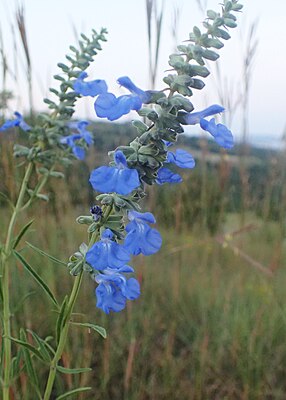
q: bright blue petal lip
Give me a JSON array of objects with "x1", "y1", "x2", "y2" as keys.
[
  {"x1": 156, "y1": 167, "x2": 182, "y2": 185},
  {"x1": 179, "y1": 104, "x2": 225, "y2": 125},
  {"x1": 167, "y1": 149, "x2": 195, "y2": 169},
  {"x1": 124, "y1": 224, "x2": 162, "y2": 256},
  {"x1": 128, "y1": 210, "x2": 156, "y2": 224},
  {"x1": 94, "y1": 92, "x2": 143, "y2": 121},
  {"x1": 89, "y1": 166, "x2": 140, "y2": 195},
  {"x1": 89, "y1": 150, "x2": 140, "y2": 195},
  {"x1": 86, "y1": 230, "x2": 130, "y2": 271},
  {"x1": 124, "y1": 211, "x2": 162, "y2": 256},
  {"x1": 95, "y1": 273, "x2": 140, "y2": 314},
  {"x1": 200, "y1": 118, "x2": 234, "y2": 149},
  {"x1": 73, "y1": 72, "x2": 108, "y2": 97}
]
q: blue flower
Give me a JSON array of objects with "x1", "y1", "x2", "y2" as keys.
[
  {"x1": 124, "y1": 211, "x2": 162, "y2": 256},
  {"x1": 76, "y1": 120, "x2": 93, "y2": 145},
  {"x1": 94, "y1": 92, "x2": 142, "y2": 121},
  {"x1": 94, "y1": 76, "x2": 151, "y2": 121},
  {"x1": 89, "y1": 150, "x2": 140, "y2": 195},
  {"x1": 167, "y1": 149, "x2": 195, "y2": 169},
  {"x1": 95, "y1": 269, "x2": 140, "y2": 314},
  {"x1": 179, "y1": 104, "x2": 225, "y2": 125},
  {"x1": 60, "y1": 120, "x2": 92, "y2": 160},
  {"x1": 73, "y1": 72, "x2": 108, "y2": 97},
  {"x1": 117, "y1": 76, "x2": 151, "y2": 103},
  {"x1": 156, "y1": 167, "x2": 182, "y2": 185},
  {"x1": 178, "y1": 104, "x2": 234, "y2": 148},
  {"x1": 200, "y1": 118, "x2": 234, "y2": 149},
  {"x1": 0, "y1": 112, "x2": 31, "y2": 132},
  {"x1": 86, "y1": 229, "x2": 130, "y2": 271}
]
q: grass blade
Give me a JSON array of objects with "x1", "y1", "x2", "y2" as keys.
[
  {"x1": 56, "y1": 387, "x2": 92, "y2": 400},
  {"x1": 12, "y1": 219, "x2": 34, "y2": 249},
  {"x1": 26, "y1": 241, "x2": 67, "y2": 266},
  {"x1": 13, "y1": 250, "x2": 59, "y2": 307}
]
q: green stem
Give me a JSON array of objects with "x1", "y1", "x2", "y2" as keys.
[
  {"x1": 42, "y1": 205, "x2": 111, "y2": 400},
  {"x1": 43, "y1": 272, "x2": 83, "y2": 400},
  {"x1": 2, "y1": 161, "x2": 34, "y2": 400}
]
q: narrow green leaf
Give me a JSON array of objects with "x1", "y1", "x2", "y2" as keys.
[
  {"x1": 56, "y1": 387, "x2": 92, "y2": 400},
  {"x1": 19, "y1": 330, "x2": 42, "y2": 399},
  {"x1": 56, "y1": 365, "x2": 92, "y2": 374},
  {"x1": 8, "y1": 335, "x2": 45, "y2": 362},
  {"x1": 13, "y1": 251, "x2": 59, "y2": 307},
  {"x1": 10, "y1": 348, "x2": 23, "y2": 380},
  {"x1": 26, "y1": 242, "x2": 67, "y2": 266},
  {"x1": 12, "y1": 219, "x2": 34, "y2": 249},
  {"x1": 70, "y1": 322, "x2": 107, "y2": 339},
  {"x1": 26, "y1": 330, "x2": 53, "y2": 362},
  {"x1": 56, "y1": 296, "x2": 68, "y2": 344}
]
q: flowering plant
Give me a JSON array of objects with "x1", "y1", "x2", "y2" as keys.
[{"x1": 0, "y1": 1, "x2": 242, "y2": 398}]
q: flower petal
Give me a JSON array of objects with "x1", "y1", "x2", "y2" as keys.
[
  {"x1": 156, "y1": 167, "x2": 182, "y2": 185},
  {"x1": 179, "y1": 104, "x2": 225, "y2": 125},
  {"x1": 86, "y1": 240, "x2": 130, "y2": 271},
  {"x1": 167, "y1": 149, "x2": 195, "y2": 169},
  {"x1": 124, "y1": 221, "x2": 162, "y2": 256},
  {"x1": 94, "y1": 93, "x2": 142, "y2": 121},
  {"x1": 89, "y1": 165, "x2": 140, "y2": 195},
  {"x1": 200, "y1": 118, "x2": 234, "y2": 149},
  {"x1": 73, "y1": 72, "x2": 108, "y2": 97}
]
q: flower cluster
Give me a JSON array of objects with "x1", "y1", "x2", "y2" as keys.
[
  {"x1": 86, "y1": 221, "x2": 161, "y2": 313},
  {"x1": 72, "y1": 0, "x2": 243, "y2": 313},
  {"x1": 0, "y1": 1, "x2": 242, "y2": 315},
  {"x1": 74, "y1": 73, "x2": 153, "y2": 121}
]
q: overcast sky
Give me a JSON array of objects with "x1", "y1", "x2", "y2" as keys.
[{"x1": 0, "y1": 0, "x2": 285, "y2": 140}]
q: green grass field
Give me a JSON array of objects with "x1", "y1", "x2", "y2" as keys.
[{"x1": 2, "y1": 207, "x2": 286, "y2": 400}]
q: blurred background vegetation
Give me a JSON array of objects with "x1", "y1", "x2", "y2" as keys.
[{"x1": 1, "y1": 1, "x2": 286, "y2": 399}]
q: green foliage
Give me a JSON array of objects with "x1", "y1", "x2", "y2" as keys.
[
  {"x1": 70, "y1": 322, "x2": 107, "y2": 339},
  {"x1": 13, "y1": 250, "x2": 59, "y2": 307}
]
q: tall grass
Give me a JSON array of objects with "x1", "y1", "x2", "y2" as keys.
[{"x1": 1, "y1": 208, "x2": 286, "y2": 399}]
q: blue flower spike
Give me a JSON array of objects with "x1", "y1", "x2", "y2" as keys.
[
  {"x1": 95, "y1": 270, "x2": 140, "y2": 314},
  {"x1": 0, "y1": 112, "x2": 31, "y2": 132},
  {"x1": 124, "y1": 210, "x2": 162, "y2": 256},
  {"x1": 89, "y1": 150, "x2": 140, "y2": 195},
  {"x1": 73, "y1": 71, "x2": 108, "y2": 97},
  {"x1": 86, "y1": 228, "x2": 130, "y2": 271}
]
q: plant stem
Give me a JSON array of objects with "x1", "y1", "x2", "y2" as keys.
[
  {"x1": 2, "y1": 161, "x2": 34, "y2": 400},
  {"x1": 43, "y1": 271, "x2": 83, "y2": 400},
  {"x1": 42, "y1": 207, "x2": 110, "y2": 399}
]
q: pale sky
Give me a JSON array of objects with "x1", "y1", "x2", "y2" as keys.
[{"x1": 0, "y1": 0, "x2": 285, "y2": 140}]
